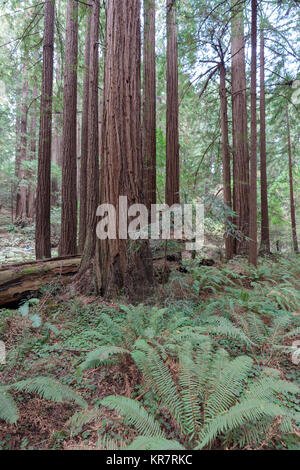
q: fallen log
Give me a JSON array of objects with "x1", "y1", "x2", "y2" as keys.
[{"x1": 0, "y1": 256, "x2": 81, "y2": 307}]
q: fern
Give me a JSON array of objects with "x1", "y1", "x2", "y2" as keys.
[
  {"x1": 10, "y1": 376, "x2": 87, "y2": 408},
  {"x1": 0, "y1": 390, "x2": 19, "y2": 424},
  {"x1": 101, "y1": 395, "x2": 164, "y2": 438}
]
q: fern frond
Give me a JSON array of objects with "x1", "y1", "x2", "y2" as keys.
[
  {"x1": 126, "y1": 436, "x2": 185, "y2": 450},
  {"x1": 79, "y1": 346, "x2": 130, "y2": 372},
  {"x1": 197, "y1": 399, "x2": 286, "y2": 449},
  {"x1": 0, "y1": 390, "x2": 18, "y2": 424},
  {"x1": 10, "y1": 377, "x2": 87, "y2": 408},
  {"x1": 204, "y1": 355, "x2": 253, "y2": 422},
  {"x1": 101, "y1": 396, "x2": 164, "y2": 438}
]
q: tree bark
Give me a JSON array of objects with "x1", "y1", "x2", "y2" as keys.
[
  {"x1": 95, "y1": 0, "x2": 153, "y2": 300},
  {"x1": 165, "y1": 0, "x2": 180, "y2": 206},
  {"x1": 143, "y1": 0, "x2": 157, "y2": 213},
  {"x1": 219, "y1": 61, "x2": 233, "y2": 261},
  {"x1": 79, "y1": 9, "x2": 92, "y2": 253},
  {"x1": 60, "y1": 0, "x2": 78, "y2": 256},
  {"x1": 28, "y1": 82, "x2": 38, "y2": 221},
  {"x1": 35, "y1": 0, "x2": 55, "y2": 260},
  {"x1": 286, "y1": 104, "x2": 299, "y2": 254},
  {"x1": 16, "y1": 64, "x2": 29, "y2": 220},
  {"x1": 231, "y1": 0, "x2": 249, "y2": 254},
  {"x1": 259, "y1": 30, "x2": 270, "y2": 255},
  {"x1": 249, "y1": 0, "x2": 258, "y2": 266},
  {"x1": 0, "y1": 257, "x2": 81, "y2": 307},
  {"x1": 79, "y1": 0, "x2": 100, "y2": 274}
]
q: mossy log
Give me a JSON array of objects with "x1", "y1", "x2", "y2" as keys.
[{"x1": 0, "y1": 256, "x2": 81, "y2": 306}]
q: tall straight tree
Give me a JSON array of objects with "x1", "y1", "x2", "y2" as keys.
[
  {"x1": 28, "y1": 82, "x2": 38, "y2": 221},
  {"x1": 60, "y1": 0, "x2": 78, "y2": 256},
  {"x1": 219, "y1": 60, "x2": 233, "y2": 261},
  {"x1": 95, "y1": 0, "x2": 153, "y2": 299},
  {"x1": 80, "y1": 0, "x2": 100, "y2": 273},
  {"x1": 249, "y1": 0, "x2": 258, "y2": 266},
  {"x1": 165, "y1": 0, "x2": 179, "y2": 206},
  {"x1": 286, "y1": 104, "x2": 299, "y2": 254},
  {"x1": 143, "y1": 0, "x2": 156, "y2": 212},
  {"x1": 79, "y1": 9, "x2": 92, "y2": 253},
  {"x1": 259, "y1": 28, "x2": 270, "y2": 254},
  {"x1": 16, "y1": 63, "x2": 28, "y2": 220},
  {"x1": 35, "y1": 0, "x2": 55, "y2": 260},
  {"x1": 231, "y1": 0, "x2": 249, "y2": 254}
]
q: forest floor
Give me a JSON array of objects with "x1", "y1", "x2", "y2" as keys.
[
  {"x1": 0, "y1": 209, "x2": 58, "y2": 264},
  {"x1": 0, "y1": 251, "x2": 300, "y2": 450}
]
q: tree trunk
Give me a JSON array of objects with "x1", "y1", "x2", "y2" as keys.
[
  {"x1": 95, "y1": 0, "x2": 153, "y2": 300},
  {"x1": 35, "y1": 0, "x2": 55, "y2": 260},
  {"x1": 219, "y1": 61, "x2": 233, "y2": 261},
  {"x1": 16, "y1": 64, "x2": 29, "y2": 220},
  {"x1": 0, "y1": 257, "x2": 81, "y2": 307},
  {"x1": 28, "y1": 82, "x2": 38, "y2": 221},
  {"x1": 143, "y1": 0, "x2": 157, "y2": 213},
  {"x1": 60, "y1": 0, "x2": 78, "y2": 256},
  {"x1": 165, "y1": 0, "x2": 180, "y2": 206},
  {"x1": 259, "y1": 30, "x2": 270, "y2": 255},
  {"x1": 286, "y1": 104, "x2": 299, "y2": 254},
  {"x1": 79, "y1": 9, "x2": 92, "y2": 253},
  {"x1": 79, "y1": 0, "x2": 100, "y2": 274},
  {"x1": 231, "y1": 0, "x2": 249, "y2": 254},
  {"x1": 249, "y1": 0, "x2": 258, "y2": 266}
]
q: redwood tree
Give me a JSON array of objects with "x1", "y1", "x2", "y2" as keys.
[
  {"x1": 79, "y1": 9, "x2": 92, "y2": 253},
  {"x1": 16, "y1": 64, "x2": 28, "y2": 220},
  {"x1": 231, "y1": 0, "x2": 249, "y2": 254},
  {"x1": 143, "y1": 0, "x2": 157, "y2": 212},
  {"x1": 219, "y1": 61, "x2": 233, "y2": 261},
  {"x1": 286, "y1": 104, "x2": 299, "y2": 254},
  {"x1": 249, "y1": 0, "x2": 258, "y2": 266},
  {"x1": 259, "y1": 29, "x2": 270, "y2": 254},
  {"x1": 60, "y1": 0, "x2": 78, "y2": 256},
  {"x1": 80, "y1": 0, "x2": 100, "y2": 273},
  {"x1": 28, "y1": 82, "x2": 38, "y2": 221},
  {"x1": 35, "y1": 0, "x2": 55, "y2": 259},
  {"x1": 165, "y1": 0, "x2": 180, "y2": 206},
  {"x1": 95, "y1": 0, "x2": 153, "y2": 299}
]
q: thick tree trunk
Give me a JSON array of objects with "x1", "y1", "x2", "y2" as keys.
[
  {"x1": 60, "y1": 0, "x2": 78, "y2": 256},
  {"x1": 16, "y1": 64, "x2": 29, "y2": 220},
  {"x1": 286, "y1": 105, "x2": 299, "y2": 254},
  {"x1": 231, "y1": 0, "x2": 249, "y2": 254},
  {"x1": 249, "y1": 0, "x2": 258, "y2": 266},
  {"x1": 79, "y1": 9, "x2": 92, "y2": 253},
  {"x1": 219, "y1": 61, "x2": 233, "y2": 261},
  {"x1": 79, "y1": 0, "x2": 100, "y2": 274},
  {"x1": 95, "y1": 0, "x2": 153, "y2": 300},
  {"x1": 165, "y1": 0, "x2": 180, "y2": 206},
  {"x1": 35, "y1": 0, "x2": 55, "y2": 260},
  {"x1": 28, "y1": 83, "x2": 38, "y2": 221},
  {"x1": 259, "y1": 30, "x2": 270, "y2": 255},
  {"x1": 0, "y1": 257, "x2": 81, "y2": 307},
  {"x1": 143, "y1": 0, "x2": 157, "y2": 212}
]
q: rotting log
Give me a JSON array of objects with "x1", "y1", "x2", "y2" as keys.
[{"x1": 0, "y1": 256, "x2": 81, "y2": 306}]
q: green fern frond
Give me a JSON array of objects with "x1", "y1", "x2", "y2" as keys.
[
  {"x1": 204, "y1": 355, "x2": 253, "y2": 422},
  {"x1": 0, "y1": 390, "x2": 18, "y2": 424},
  {"x1": 78, "y1": 346, "x2": 130, "y2": 372},
  {"x1": 10, "y1": 377, "x2": 87, "y2": 408},
  {"x1": 101, "y1": 395, "x2": 164, "y2": 438},
  {"x1": 126, "y1": 436, "x2": 185, "y2": 450},
  {"x1": 197, "y1": 399, "x2": 286, "y2": 449},
  {"x1": 68, "y1": 407, "x2": 103, "y2": 435}
]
